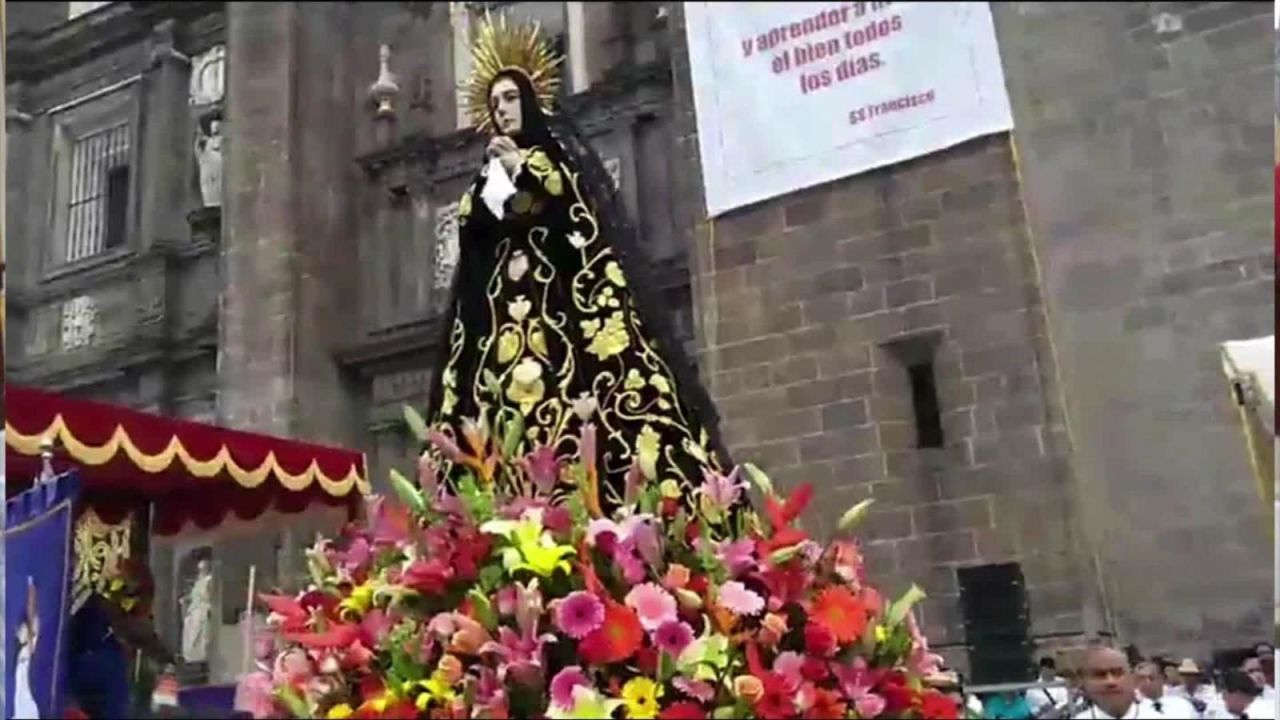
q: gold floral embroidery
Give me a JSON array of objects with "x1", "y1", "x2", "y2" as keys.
[
  {"x1": 580, "y1": 318, "x2": 601, "y2": 339},
  {"x1": 637, "y1": 424, "x2": 661, "y2": 480},
  {"x1": 605, "y1": 261, "x2": 627, "y2": 288},
  {"x1": 587, "y1": 311, "x2": 630, "y2": 360},
  {"x1": 624, "y1": 369, "x2": 645, "y2": 391},
  {"x1": 497, "y1": 330, "x2": 520, "y2": 365},
  {"x1": 529, "y1": 324, "x2": 548, "y2": 357},
  {"x1": 508, "y1": 251, "x2": 530, "y2": 282},
  {"x1": 507, "y1": 358, "x2": 545, "y2": 415},
  {"x1": 459, "y1": 190, "x2": 472, "y2": 220},
  {"x1": 441, "y1": 388, "x2": 458, "y2": 416},
  {"x1": 526, "y1": 150, "x2": 564, "y2": 196},
  {"x1": 568, "y1": 231, "x2": 589, "y2": 249},
  {"x1": 509, "y1": 296, "x2": 531, "y2": 322},
  {"x1": 650, "y1": 374, "x2": 671, "y2": 395}
]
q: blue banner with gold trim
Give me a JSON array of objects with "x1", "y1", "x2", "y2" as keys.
[{"x1": 5, "y1": 473, "x2": 79, "y2": 720}]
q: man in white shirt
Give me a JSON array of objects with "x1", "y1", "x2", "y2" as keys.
[
  {"x1": 1028, "y1": 657, "x2": 1072, "y2": 717},
  {"x1": 1135, "y1": 661, "x2": 1198, "y2": 718},
  {"x1": 1170, "y1": 659, "x2": 1226, "y2": 717},
  {"x1": 1073, "y1": 645, "x2": 1166, "y2": 719},
  {"x1": 1219, "y1": 669, "x2": 1276, "y2": 719},
  {"x1": 1244, "y1": 657, "x2": 1277, "y2": 705}
]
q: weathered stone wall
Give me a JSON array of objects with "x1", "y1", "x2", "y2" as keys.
[
  {"x1": 665, "y1": 4, "x2": 1094, "y2": 661},
  {"x1": 995, "y1": 1, "x2": 1274, "y2": 656}
]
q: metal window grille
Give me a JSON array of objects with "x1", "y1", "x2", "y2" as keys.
[{"x1": 65, "y1": 123, "x2": 130, "y2": 263}]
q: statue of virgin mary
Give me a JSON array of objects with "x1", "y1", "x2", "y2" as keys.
[{"x1": 425, "y1": 14, "x2": 730, "y2": 511}]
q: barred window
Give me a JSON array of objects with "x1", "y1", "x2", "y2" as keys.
[{"x1": 64, "y1": 124, "x2": 131, "y2": 262}]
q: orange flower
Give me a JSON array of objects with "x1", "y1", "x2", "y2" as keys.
[{"x1": 810, "y1": 586, "x2": 868, "y2": 644}]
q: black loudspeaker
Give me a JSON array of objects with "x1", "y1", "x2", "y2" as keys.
[{"x1": 958, "y1": 562, "x2": 1035, "y2": 685}]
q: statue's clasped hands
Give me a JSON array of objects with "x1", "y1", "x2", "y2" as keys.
[{"x1": 487, "y1": 135, "x2": 522, "y2": 176}]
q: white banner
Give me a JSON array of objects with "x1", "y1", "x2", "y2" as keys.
[{"x1": 685, "y1": 2, "x2": 1014, "y2": 217}]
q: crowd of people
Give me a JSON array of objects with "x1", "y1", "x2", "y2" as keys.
[{"x1": 952, "y1": 642, "x2": 1278, "y2": 719}]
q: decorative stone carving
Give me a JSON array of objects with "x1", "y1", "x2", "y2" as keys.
[
  {"x1": 433, "y1": 201, "x2": 461, "y2": 291},
  {"x1": 194, "y1": 111, "x2": 223, "y2": 208},
  {"x1": 603, "y1": 156, "x2": 622, "y2": 191},
  {"x1": 189, "y1": 45, "x2": 226, "y2": 107},
  {"x1": 369, "y1": 44, "x2": 401, "y2": 121},
  {"x1": 60, "y1": 295, "x2": 99, "y2": 350}
]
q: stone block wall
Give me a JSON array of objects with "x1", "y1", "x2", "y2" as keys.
[
  {"x1": 666, "y1": 4, "x2": 1094, "y2": 659},
  {"x1": 995, "y1": 1, "x2": 1274, "y2": 656}
]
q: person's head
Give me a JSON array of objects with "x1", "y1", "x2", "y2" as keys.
[
  {"x1": 1242, "y1": 656, "x2": 1267, "y2": 689},
  {"x1": 1255, "y1": 642, "x2": 1275, "y2": 659},
  {"x1": 1161, "y1": 660, "x2": 1179, "y2": 686},
  {"x1": 1222, "y1": 669, "x2": 1262, "y2": 716},
  {"x1": 197, "y1": 558, "x2": 210, "y2": 574},
  {"x1": 1177, "y1": 658, "x2": 1203, "y2": 691},
  {"x1": 1082, "y1": 645, "x2": 1136, "y2": 718},
  {"x1": 1260, "y1": 654, "x2": 1275, "y2": 687},
  {"x1": 1135, "y1": 662, "x2": 1165, "y2": 700},
  {"x1": 487, "y1": 70, "x2": 550, "y2": 146},
  {"x1": 1038, "y1": 656, "x2": 1058, "y2": 681}
]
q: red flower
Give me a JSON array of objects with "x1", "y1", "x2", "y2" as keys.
[
  {"x1": 635, "y1": 645, "x2": 660, "y2": 675},
  {"x1": 800, "y1": 657, "x2": 830, "y2": 683},
  {"x1": 658, "y1": 702, "x2": 708, "y2": 720},
  {"x1": 284, "y1": 622, "x2": 361, "y2": 650},
  {"x1": 755, "y1": 564, "x2": 810, "y2": 607},
  {"x1": 878, "y1": 673, "x2": 916, "y2": 716},
  {"x1": 754, "y1": 673, "x2": 797, "y2": 719},
  {"x1": 920, "y1": 690, "x2": 960, "y2": 719},
  {"x1": 661, "y1": 497, "x2": 680, "y2": 518},
  {"x1": 684, "y1": 519, "x2": 702, "y2": 545},
  {"x1": 803, "y1": 622, "x2": 837, "y2": 657},
  {"x1": 359, "y1": 675, "x2": 386, "y2": 702},
  {"x1": 808, "y1": 688, "x2": 847, "y2": 720},
  {"x1": 810, "y1": 587, "x2": 869, "y2": 644},
  {"x1": 578, "y1": 602, "x2": 643, "y2": 665},
  {"x1": 401, "y1": 557, "x2": 455, "y2": 595}
]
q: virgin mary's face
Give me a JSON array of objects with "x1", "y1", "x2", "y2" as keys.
[{"x1": 490, "y1": 77, "x2": 522, "y2": 136}]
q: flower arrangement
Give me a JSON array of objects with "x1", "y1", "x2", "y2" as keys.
[{"x1": 237, "y1": 407, "x2": 957, "y2": 719}]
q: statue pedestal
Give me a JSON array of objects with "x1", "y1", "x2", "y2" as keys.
[{"x1": 187, "y1": 206, "x2": 222, "y2": 244}]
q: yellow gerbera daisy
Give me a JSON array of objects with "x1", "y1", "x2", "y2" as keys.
[{"x1": 620, "y1": 677, "x2": 662, "y2": 719}]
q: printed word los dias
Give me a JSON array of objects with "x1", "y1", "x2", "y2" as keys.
[{"x1": 799, "y1": 52, "x2": 882, "y2": 94}]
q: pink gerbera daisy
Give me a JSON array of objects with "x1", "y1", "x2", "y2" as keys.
[
  {"x1": 674, "y1": 677, "x2": 715, "y2": 703},
  {"x1": 717, "y1": 580, "x2": 765, "y2": 617},
  {"x1": 549, "y1": 666, "x2": 592, "y2": 710},
  {"x1": 652, "y1": 620, "x2": 695, "y2": 657},
  {"x1": 555, "y1": 591, "x2": 605, "y2": 639},
  {"x1": 624, "y1": 583, "x2": 678, "y2": 632}
]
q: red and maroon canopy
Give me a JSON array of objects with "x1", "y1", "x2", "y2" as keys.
[{"x1": 6, "y1": 384, "x2": 370, "y2": 535}]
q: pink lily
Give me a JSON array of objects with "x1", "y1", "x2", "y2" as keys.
[
  {"x1": 697, "y1": 467, "x2": 747, "y2": 516},
  {"x1": 518, "y1": 446, "x2": 562, "y2": 495},
  {"x1": 833, "y1": 658, "x2": 887, "y2": 718}
]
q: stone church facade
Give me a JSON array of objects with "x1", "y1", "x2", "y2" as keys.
[{"x1": 6, "y1": 1, "x2": 1273, "y2": 680}]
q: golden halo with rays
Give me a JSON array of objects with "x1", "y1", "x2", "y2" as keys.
[{"x1": 462, "y1": 10, "x2": 564, "y2": 134}]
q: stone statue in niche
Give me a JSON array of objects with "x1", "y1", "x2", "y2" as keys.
[
  {"x1": 194, "y1": 110, "x2": 223, "y2": 208},
  {"x1": 178, "y1": 548, "x2": 213, "y2": 665}
]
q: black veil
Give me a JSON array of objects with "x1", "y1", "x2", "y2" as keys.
[{"x1": 426, "y1": 70, "x2": 731, "y2": 470}]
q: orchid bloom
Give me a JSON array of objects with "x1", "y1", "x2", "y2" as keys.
[
  {"x1": 518, "y1": 446, "x2": 562, "y2": 495},
  {"x1": 545, "y1": 686, "x2": 624, "y2": 720},
  {"x1": 832, "y1": 657, "x2": 887, "y2": 718},
  {"x1": 697, "y1": 467, "x2": 746, "y2": 522},
  {"x1": 481, "y1": 508, "x2": 576, "y2": 578},
  {"x1": 675, "y1": 619, "x2": 731, "y2": 682}
]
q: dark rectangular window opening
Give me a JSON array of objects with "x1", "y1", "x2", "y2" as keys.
[
  {"x1": 104, "y1": 164, "x2": 130, "y2": 249},
  {"x1": 958, "y1": 562, "x2": 1033, "y2": 685},
  {"x1": 907, "y1": 360, "x2": 945, "y2": 448}
]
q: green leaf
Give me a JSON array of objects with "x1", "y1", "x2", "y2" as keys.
[
  {"x1": 274, "y1": 685, "x2": 312, "y2": 719},
  {"x1": 502, "y1": 413, "x2": 525, "y2": 459},
  {"x1": 658, "y1": 650, "x2": 675, "y2": 683},
  {"x1": 469, "y1": 589, "x2": 498, "y2": 631},
  {"x1": 482, "y1": 369, "x2": 503, "y2": 398},
  {"x1": 389, "y1": 468, "x2": 427, "y2": 515},
  {"x1": 837, "y1": 498, "x2": 875, "y2": 533},
  {"x1": 402, "y1": 404, "x2": 430, "y2": 442},
  {"x1": 478, "y1": 565, "x2": 505, "y2": 593},
  {"x1": 742, "y1": 463, "x2": 774, "y2": 498},
  {"x1": 886, "y1": 584, "x2": 927, "y2": 627},
  {"x1": 767, "y1": 544, "x2": 803, "y2": 565}
]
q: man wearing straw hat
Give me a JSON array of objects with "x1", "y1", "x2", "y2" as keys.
[{"x1": 1169, "y1": 658, "x2": 1226, "y2": 718}]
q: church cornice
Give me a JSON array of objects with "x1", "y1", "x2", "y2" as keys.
[
  {"x1": 5, "y1": 1, "x2": 222, "y2": 85},
  {"x1": 356, "y1": 61, "x2": 673, "y2": 183}
]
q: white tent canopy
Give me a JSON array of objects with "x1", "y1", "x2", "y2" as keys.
[{"x1": 1221, "y1": 335, "x2": 1275, "y2": 434}]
